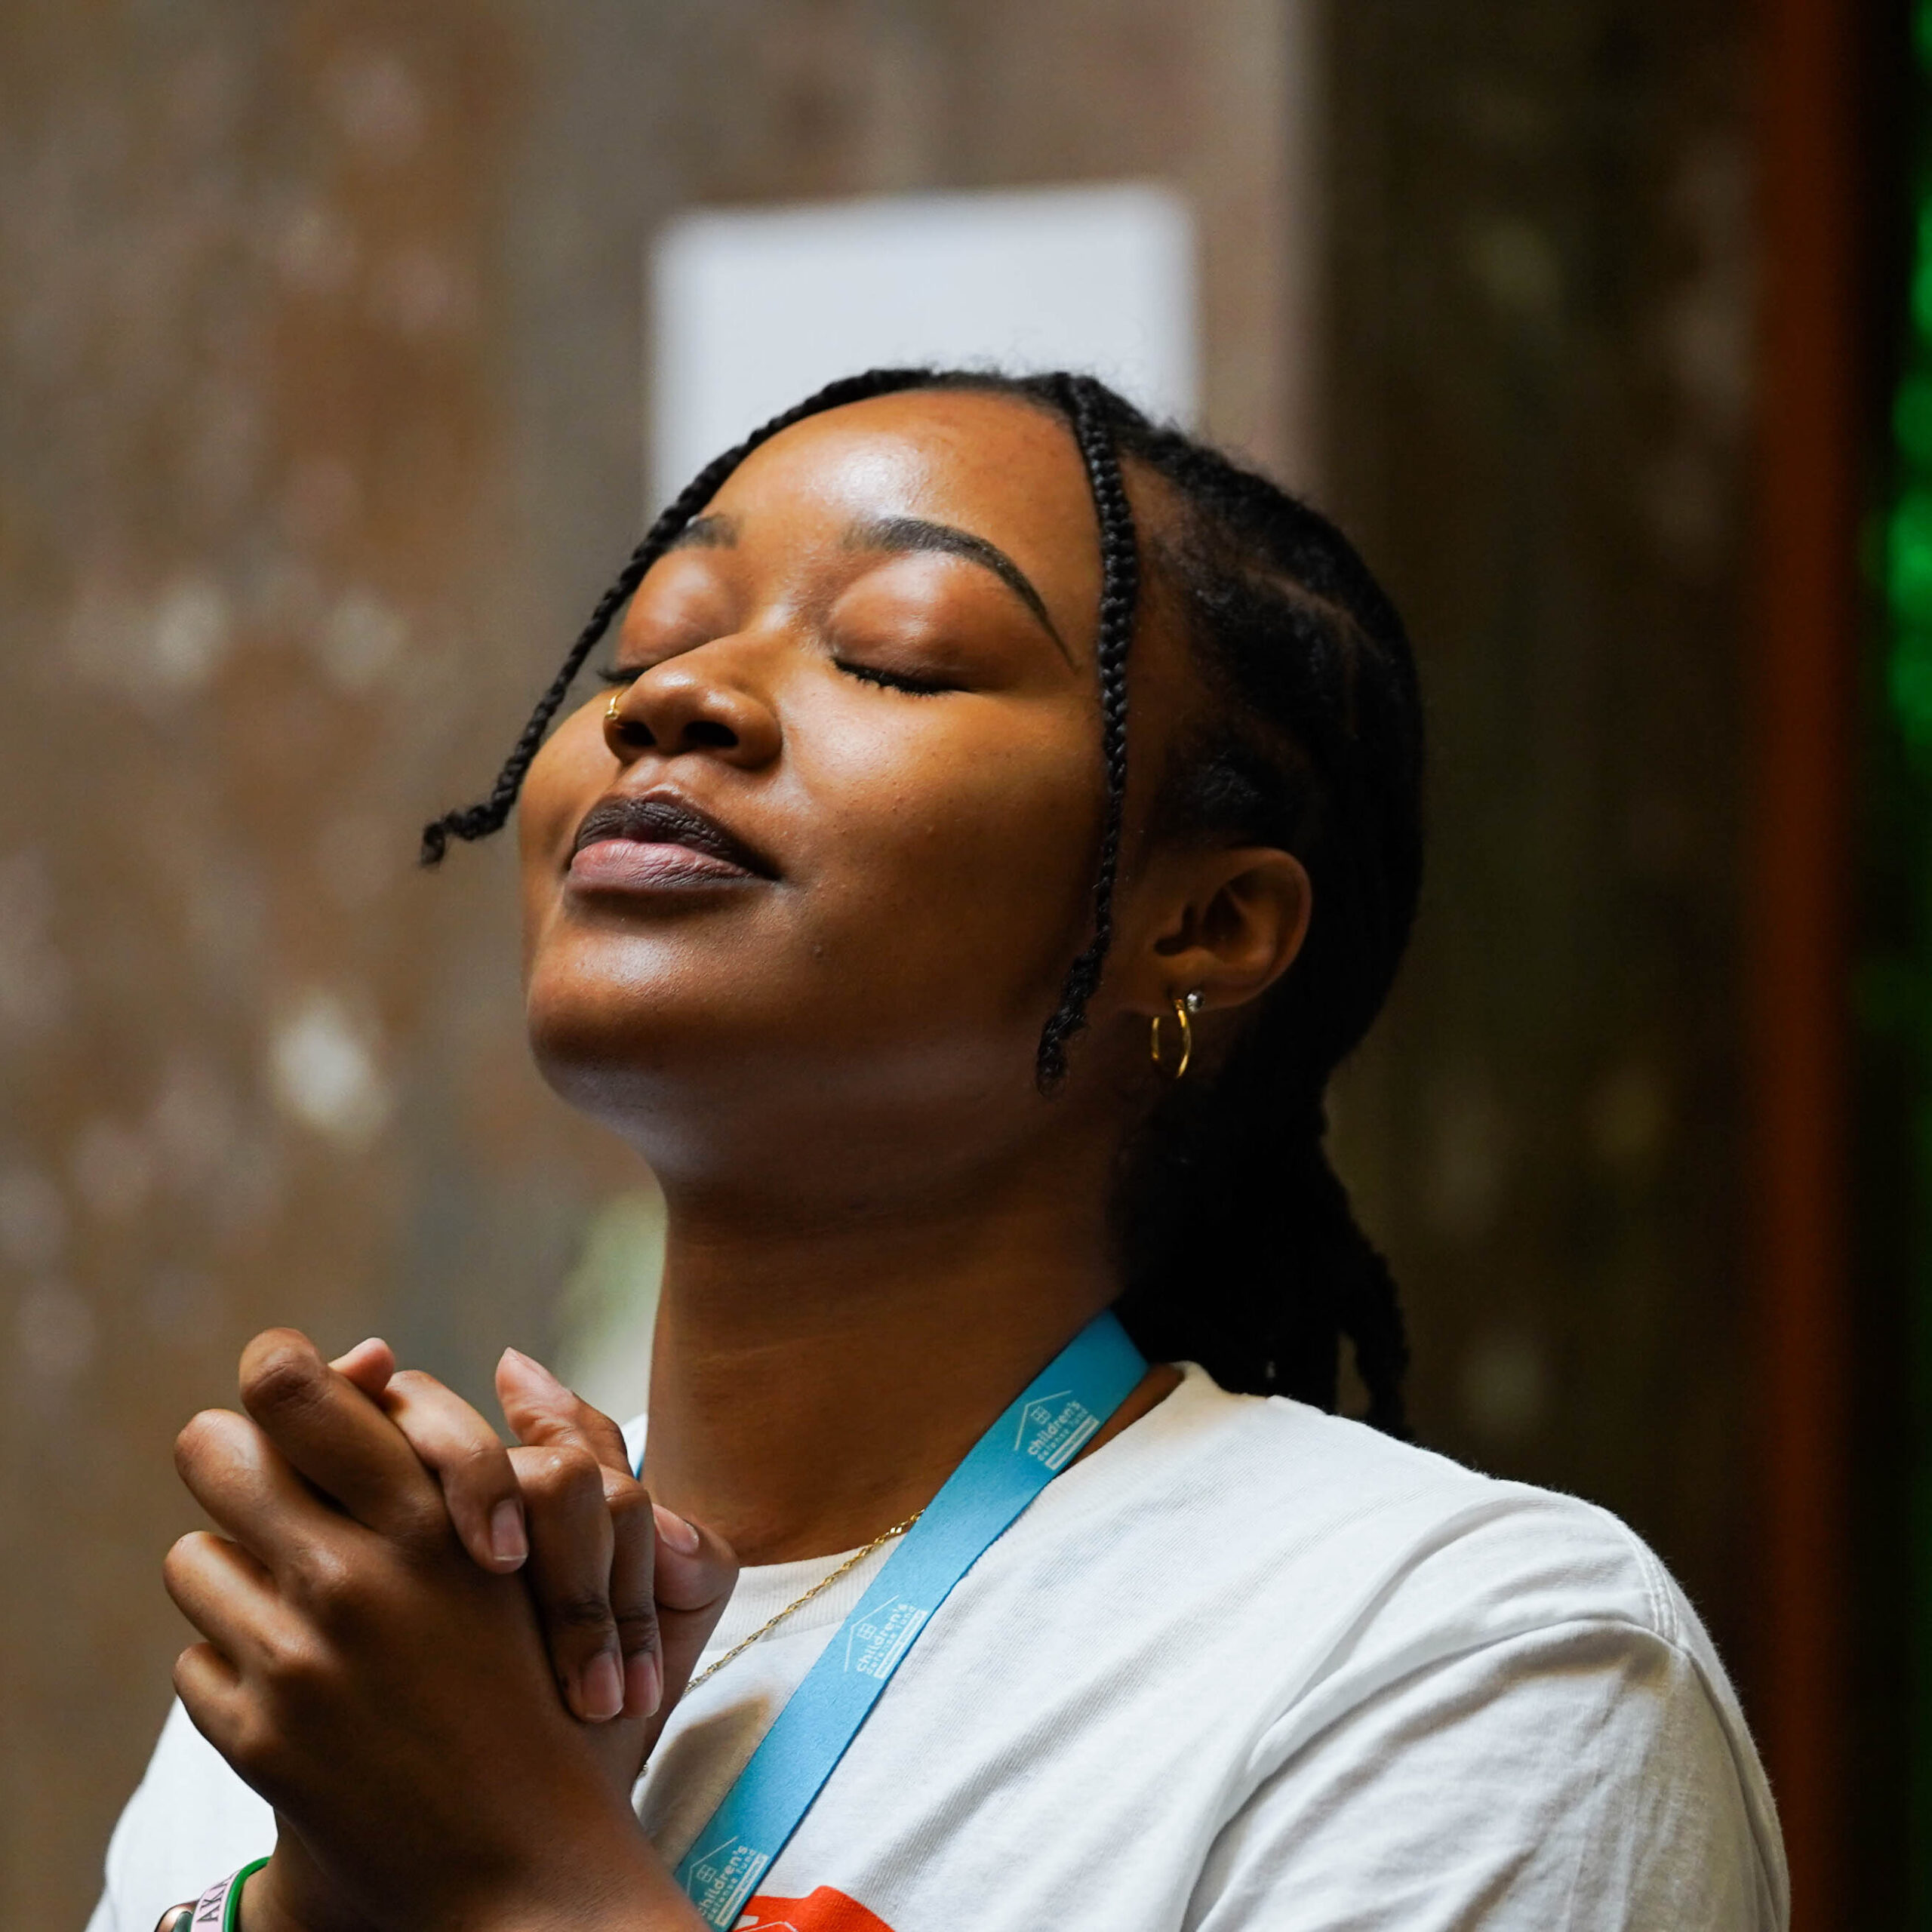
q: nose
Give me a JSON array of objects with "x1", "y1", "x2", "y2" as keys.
[{"x1": 602, "y1": 648, "x2": 780, "y2": 770}]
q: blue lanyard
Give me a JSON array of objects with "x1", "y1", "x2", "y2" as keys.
[{"x1": 669, "y1": 1309, "x2": 1147, "y2": 1927}]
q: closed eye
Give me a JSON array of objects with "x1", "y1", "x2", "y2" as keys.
[
  {"x1": 599, "y1": 660, "x2": 956, "y2": 695},
  {"x1": 835, "y1": 660, "x2": 956, "y2": 697}
]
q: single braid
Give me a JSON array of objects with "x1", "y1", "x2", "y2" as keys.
[
  {"x1": 1291, "y1": 1094, "x2": 1410, "y2": 1433},
  {"x1": 1033, "y1": 375, "x2": 1142, "y2": 1089},
  {"x1": 420, "y1": 368, "x2": 942, "y2": 865}
]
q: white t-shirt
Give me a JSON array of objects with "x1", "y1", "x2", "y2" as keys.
[{"x1": 90, "y1": 1366, "x2": 1786, "y2": 1932}]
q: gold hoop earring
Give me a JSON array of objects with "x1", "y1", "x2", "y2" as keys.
[{"x1": 1150, "y1": 990, "x2": 1204, "y2": 1081}]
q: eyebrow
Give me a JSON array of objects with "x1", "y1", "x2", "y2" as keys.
[
  {"x1": 666, "y1": 512, "x2": 740, "y2": 550},
  {"x1": 842, "y1": 515, "x2": 1072, "y2": 663}
]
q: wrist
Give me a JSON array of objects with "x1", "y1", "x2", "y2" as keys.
[
  {"x1": 238, "y1": 1852, "x2": 368, "y2": 1932},
  {"x1": 470, "y1": 1823, "x2": 703, "y2": 1932},
  {"x1": 156, "y1": 1861, "x2": 274, "y2": 1932}
]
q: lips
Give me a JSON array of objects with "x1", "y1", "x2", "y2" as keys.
[{"x1": 568, "y1": 790, "x2": 776, "y2": 891}]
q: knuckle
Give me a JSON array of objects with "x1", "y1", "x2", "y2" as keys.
[
  {"x1": 239, "y1": 1332, "x2": 326, "y2": 1420},
  {"x1": 614, "y1": 1602, "x2": 660, "y2": 1654},
  {"x1": 260, "y1": 1626, "x2": 334, "y2": 1698},
  {"x1": 173, "y1": 1408, "x2": 237, "y2": 1476},
  {"x1": 391, "y1": 1493, "x2": 458, "y2": 1557},
  {"x1": 228, "y1": 1709, "x2": 297, "y2": 1794},
  {"x1": 283, "y1": 1540, "x2": 358, "y2": 1619},
  {"x1": 451, "y1": 1440, "x2": 509, "y2": 1485},
  {"x1": 160, "y1": 1534, "x2": 205, "y2": 1603},
  {"x1": 162, "y1": 1528, "x2": 208, "y2": 1576},
  {"x1": 605, "y1": 1470, "x2": 648, "y2": 1513},
  {"x1": 548, "y1": 1591, "x2": 617, "y2": 1639},
  {"x1": 523, "y1": 1444, "x2": 599, "y2": 1508},
  {"x1": 168, "y1": 1647, "x2": 199, "y2": 1702}
]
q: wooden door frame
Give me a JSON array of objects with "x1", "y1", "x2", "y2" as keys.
[{"x1": 1752, "y1": 0, "x2": 1861, "y2": 1918}]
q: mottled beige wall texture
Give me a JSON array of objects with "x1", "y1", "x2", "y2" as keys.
[{"x1": 1, "y1": 3, "x2": 1317, "y2": 1921}]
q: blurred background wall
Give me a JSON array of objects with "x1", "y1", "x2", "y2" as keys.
[{"x1": 0, "y1": 0, "x2": 1898, "y2": 1924}]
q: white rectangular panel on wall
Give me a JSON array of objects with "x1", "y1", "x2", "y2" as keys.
[{"x1": 650, "y1": 183, "x2": 1198, "y2": 510}]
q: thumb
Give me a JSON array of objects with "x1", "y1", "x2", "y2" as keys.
[{"x1": 495, "y1": 1346, "x2": 633, "y2": 1475}]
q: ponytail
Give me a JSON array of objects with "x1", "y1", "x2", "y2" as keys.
[{"x1": 1115, "y1": 1007, "x2": 1411, "y2": 1433}]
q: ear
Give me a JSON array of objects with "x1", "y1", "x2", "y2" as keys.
[{"x1": 1119, "y1": 844, "x2": 1312, "y2": 1021}]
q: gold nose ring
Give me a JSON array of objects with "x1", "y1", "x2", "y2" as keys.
[{"x1": 605, "y1": 689, "x2": 624, "y2": 724}]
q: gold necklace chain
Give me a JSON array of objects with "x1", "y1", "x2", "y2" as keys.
[{"x1": 683, "y1": 1509, "x2": 924, "y2": 1695}]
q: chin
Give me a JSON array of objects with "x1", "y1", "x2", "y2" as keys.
[
  {"x1": 526, "y1": 948, "x2": 676, "y2": 1088},
  {"x1": 523, "y1": 961, "x2": 786, "y2": 1161},
  {"x1": 526, "y1": 1006, "x2": 709, "y2": 1168}
]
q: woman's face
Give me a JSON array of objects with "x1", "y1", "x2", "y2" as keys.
[{"x1": 519, "y1": 389, "x2": 1192, "y2": 1186}]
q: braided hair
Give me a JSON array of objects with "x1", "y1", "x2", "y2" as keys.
[{"x1": 425, "y1": 368, "x2": 1424, "y2": 1432}]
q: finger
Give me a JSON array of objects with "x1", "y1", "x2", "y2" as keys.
[
  {"x1": 163, "y1": 1529, "x2": 303, "y2": 1669},
  {"x1": 237, "y1": 1328, "x2": 443, "y2": 1543},
  {"x1": 606, "y1": 1481, "x2": 661, "y2": 1719},
  {"x1": 496, "y1": 1349, "x2": 633, "y2": 1474},
  {"x1": 172, "y1": 1638, "x2": 245, "y2": 1750},
  {"x1": 375, "y1": 1370, "x2": 528, "y2": 1574},
  {"x1": 171, "y1": 1643, "x2": 288, "y2": 1812},
  {"x1": 330, "y1": 1337, "x2": 396, "y2": 1398},
  {"x1": 651, "y1": 1509, "x2": 738, "y2": 1710},
  {"x1": 506, "y1": 1441, "x2": 624, "y2": 1723},
  {"x1": 650, "y1": 1506, "x2": 737, "y2": 1614},
  {"x1": 174, "y1": 1407, "x2": 357, "y2": 1570}
]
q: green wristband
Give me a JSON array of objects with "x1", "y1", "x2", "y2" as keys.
[
  {"x1": 158, "y1": 1857, "x2": 269, "y2": 1932},
  {"x1": 223, "y1": 1860, "x2": 269, "y2": 1932}
]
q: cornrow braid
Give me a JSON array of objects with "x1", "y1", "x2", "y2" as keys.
[
  {"x1": 1076, "y1": 398, "x2": 1422, "y2": 1432},
  {"x1": 1032, "y1": 375, "x2": 1141, "y2": 1088},
  {"x1": 426, "y1": 365, "x2": 1424, "y2": 1433}
]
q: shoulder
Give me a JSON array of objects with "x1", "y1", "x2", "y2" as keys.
[
  {"x1": 1044, "y1": 1364, "x2": 1757, "y2": 1746},
  {"x1": 1078, "y1": 1365, "x2": 1681, "y2": 1600},
  {"x1": 1065, "y1": 1371, "x2": 1786, "y2": 1921}
]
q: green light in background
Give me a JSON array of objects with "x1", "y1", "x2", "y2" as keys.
[
  {"x1": 1885, "y1": 133, "x2": 1932, "y2": 766},
  {"x1": 1890, "y1": 491, "x2": 1932, "y2": 617},
  {"x1": 1887, "y1": 491, "x2": 1932, "y2": 756},
  {"x1": 1900, "y1": 376, "x2": 1932, "y2": 469},
  {"x1": 1888, "y1": 10, "x2": 1932, "y2": 1923}
]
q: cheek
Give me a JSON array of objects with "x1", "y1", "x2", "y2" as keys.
[
  {"x1": 795, "y1": 695, "x2": 1102, "y2": 1005},
  {"x1": 517, "y1": 703, "x2": 614, "y2": 967}
]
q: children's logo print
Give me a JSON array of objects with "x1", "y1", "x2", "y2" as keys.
[
  {"x1": 842, "y1": 1597, "x2": 930, "y2": 1678},
  {"x1": 685, "y1": 1837, "x2": 773, "y2": 1927},
  {"x1": 1013, "y1": 1390, "x2": 1100, "y2": 1470}
]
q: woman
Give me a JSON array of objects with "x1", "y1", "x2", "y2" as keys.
[{"x1": 90, "y1": 370, "x2": 1785, "y2": 1931}]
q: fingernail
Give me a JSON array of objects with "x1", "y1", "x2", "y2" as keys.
[
  {"x1": 502, "y1": 1346, "x2": 568, "y2": 1392},
  {"x1": 654, "y1": 1504, "x2": 701, "y2": 1555},
  {"x1": 625, "y1": 1648, "x2": 663, "y2": 1718},
  {"x1": 581, "y1": 1649, "x2": 624, "y2": 1723},
  {"x1": 489, "y1": 1499, "x2": 528, "y2": 1566}
]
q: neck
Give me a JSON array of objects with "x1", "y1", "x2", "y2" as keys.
[{"x1": 638, "y1": 1150, "x2": 1164, "y2": 1564}]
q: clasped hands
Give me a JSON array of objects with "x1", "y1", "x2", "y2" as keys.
[{"x1": 164, "y1": 1329, "x2": 735, "y2": 1932}]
